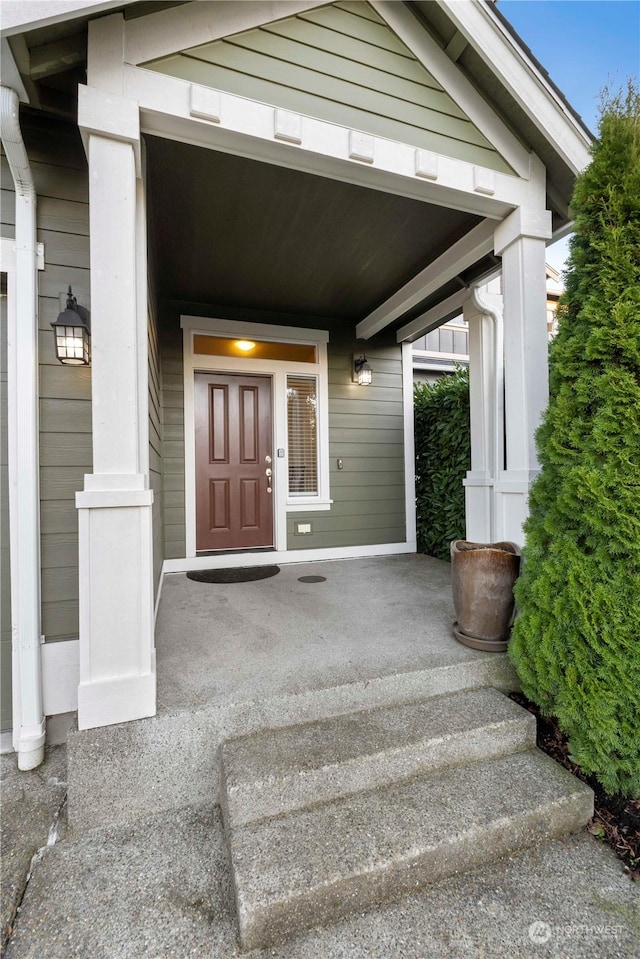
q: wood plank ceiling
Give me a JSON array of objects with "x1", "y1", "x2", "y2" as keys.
[{"x1": 144, "y1": 134, "x2": 481, "y2": 325}]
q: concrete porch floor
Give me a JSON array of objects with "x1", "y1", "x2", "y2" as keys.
[
  {"x1": 155, "y1": 553, "x2": 517, "y2": 713},
  {"x1": 67, "y1": 554, "x2": 519, "y2": 833}
]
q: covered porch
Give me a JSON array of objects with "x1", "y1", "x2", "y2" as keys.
[
  {"x1": 155, "y1": 553, "x2": 517, "y2": 714},
  {"x1": 68, "y1": 552, "x2": 518, "y2": 832}
]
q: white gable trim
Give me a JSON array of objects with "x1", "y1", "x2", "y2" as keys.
[
  {"x1": 123, "y1": 65, "x2": 533, "y2": 219},
  {"x1": 371, "y1": 0, "x2": 531, "y2": 179},
  {"x1": 124, "y1": 0, "x2": 329, "y2": 67},
  {"x1": 440, "y1": 0, "x2": 592, "y2": 175}
]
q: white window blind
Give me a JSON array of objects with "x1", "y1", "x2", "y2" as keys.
[{"x1": 287, "y1": 375, "x2": 318, "y2": 495}]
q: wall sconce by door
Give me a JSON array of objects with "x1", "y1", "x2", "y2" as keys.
[
  {"x1": 51, "y1": 286, "x2": 91, "y2": 365},
  {"x1": 353, "y1": 354, "x2": 372, "y2": 386}
]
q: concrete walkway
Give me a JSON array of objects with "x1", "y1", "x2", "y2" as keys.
[{"x1": 3, "y1": 782, "x2": 639, "y2": 959}]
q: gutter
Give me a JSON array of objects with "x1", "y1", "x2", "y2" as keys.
[{"x1": 0, "y1": 85, "x2": 45, "y2": 770}]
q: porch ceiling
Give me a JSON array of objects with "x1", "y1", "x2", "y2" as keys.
[{"x1": 145, "y1": 134, "x2": 482, "y2": 326}]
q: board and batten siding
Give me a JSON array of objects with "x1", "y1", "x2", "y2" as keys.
[
  {"x1": 1, "y1": 290, "x2": 11, "y2": 729},
  {"x1": 157, "y1": 321, "x2": 405, "y2": 557},
  {"x1": 2, "y1": 115, "x2": 91, "y2": 646},
  {"x1": 145, "y1": 0, "x2": 511, "y2": 174}
]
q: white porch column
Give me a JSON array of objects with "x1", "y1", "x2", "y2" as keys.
[
  {"x1": 493, "y1": 207, "x2": 552, "y2": 544},
  {"x1": 75, "y1": 86, "x2": 155, "y2": 730},
  {"x1": 463, "y1": 285, "x2": 504, "y2": 542}
]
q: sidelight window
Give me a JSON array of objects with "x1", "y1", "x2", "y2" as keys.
[{"x1": 286, "y1": 375, "x2": 318, "y2": 496}]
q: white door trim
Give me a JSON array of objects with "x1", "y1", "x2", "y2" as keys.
[{"x1": 181, "y1": 316, "x2": 330, "y2": 558}]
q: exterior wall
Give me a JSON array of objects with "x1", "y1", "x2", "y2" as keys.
[
  {"x1": 2, "y1": 113, "x2": 91, "y2": 647},
  {"x1": 412, "y1": 319, "x2": 469, "y2": 383},
  {"x1": 159, "y1": 325, "x2": 185, "y2": 559},
  {"x1": 145, "y1": 0, "x2": 510, "y2": 173},
  {"x1": 288, "y1": 328, "x2": 405, "y2": 549},
  {"x1": 158, "y1": 318, "x2": 405, "y2": 557},
  {"x1": 1, "y1": 288, "x2": 11, "y2": 730},
  {"x1": 148, "y1": 284, "x2": 164, "y2": 594}
]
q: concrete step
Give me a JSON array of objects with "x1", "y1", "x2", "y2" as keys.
[
  {"x1": 221, "y1": 687, "x2": 535, "y2": 827},
  {"x1": 227, "y1": 748, "x2": 594, "y2": 951},
  {"x1": 67, "y1": 655, "x2": 518, "y2": 832}
]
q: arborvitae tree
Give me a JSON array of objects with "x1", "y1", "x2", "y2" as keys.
[{"x1": 509, "y1": 85, "x2": 640, "y2": 798}]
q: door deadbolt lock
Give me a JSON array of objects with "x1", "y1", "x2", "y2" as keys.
[{"x1": 265, "y1": 455, "x2": 272, "y2": 463}]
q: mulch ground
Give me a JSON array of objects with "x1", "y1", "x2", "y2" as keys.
[{"x1": 509, "y1": 693, "x2": 640, "y2": 880}]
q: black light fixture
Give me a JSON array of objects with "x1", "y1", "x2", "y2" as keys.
[
  {"x1": 353, "y1": 354, "x2": 372, "y2": 386},
  {"x1": 51, "y1": 286, "x2": 91, "y2": 366}
]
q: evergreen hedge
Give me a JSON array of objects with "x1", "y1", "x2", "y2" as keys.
[
  {"x1": 509, "y1": 86, "x2": 640, "y2": 798},
  {"x1": 414, "y1": 367, "x2": 470, "y2": 561}
]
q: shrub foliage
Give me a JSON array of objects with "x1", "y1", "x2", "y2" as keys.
[
  {"x1": 509, "y1": 85, "x2": 640, "y2": 797},
  {"x1": 414, "y1": 367, "x2": 470, "y2": 561}
]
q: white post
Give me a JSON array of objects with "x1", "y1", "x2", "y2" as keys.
[
  {"x1": 75, "y1": 86, "x2": 155, "y2": 730},
  {"x1": 493, "y1": 207, "x2": 552, "y2": 544}
]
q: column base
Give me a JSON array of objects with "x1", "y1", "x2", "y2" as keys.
[
  {"x1": 493, "y1": 470, "x2": 541, "y2": 546},
  {"x1": 78, "y1": 658, "x2": 156, "y2": 731},
  {"x1": 463, "y1": 471, "x2": 493, "y2": 542}
]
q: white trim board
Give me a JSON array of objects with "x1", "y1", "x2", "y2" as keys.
[
  {"x1": 439, "y1": 0, "x2": 592, "y2": 176},
  {"x1": 371, "y1": 0, "x2": 531, "y2": 180},
  {"x1": 123, "y1": 65, "x2": 532, "y2": 220},
  {"x1": 124, "y1": 1, "x2": 329, "y2": 66},
  {"x1": 163, "y1": 541, "x2": 417, "y2": 575},
  {"x1": 402, "y1": 342, "x2": 417, "y2": 545},
  {"x1": 41, "y1": 640, "x2": 79, "y2": 716}
]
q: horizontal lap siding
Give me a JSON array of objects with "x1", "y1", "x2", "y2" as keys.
[
  {"x1": 288, "y1": 330, "x2": 405, "y2": 549},
  {"x1": 4, "y1": 117, "x2": 92, "y2": 644},
  {"x1": 160, "y1": 327, "x2": 186, "y2": 558},
  {"x1": 148, "y1": 282, "x2": 164, "y2": 593},
  {"x1": 146, "y1": 1, "x2": 510, "y2": 173}
]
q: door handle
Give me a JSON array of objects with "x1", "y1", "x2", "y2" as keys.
[{"x1": 265, "y1": 468, "x2": 272, "y2": 477}]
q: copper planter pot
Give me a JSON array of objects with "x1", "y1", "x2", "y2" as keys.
[{"x1": 450, "y1": 540, "x2": 521, "y2": 652}]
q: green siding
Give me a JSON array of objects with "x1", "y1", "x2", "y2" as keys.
[
  {"x1": 3, "y1": 117, "x2": 92, "y2": 646},
  {"x1": 1, "y1": 290, "x2": 11, "y2": 730},
  {"x1": 145, "y1": 0, "x2": 511, "y2": 173},
  {"x1": 160, "y1": 327, "x2": 186, "y2": 558},
  {"x1": 288, "y1": 329, "x2": 405, "y2": 550},
  {"x1": 157, "y1": 320, "x2": 405, "y2": 556}
]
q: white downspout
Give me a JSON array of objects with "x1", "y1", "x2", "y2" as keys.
[
  {"x1": 471, "y1": 282, "x2": 505, "y2": 539},
  {"x1": 0, "y1": 85, "x2": 45, "y2": 770}
]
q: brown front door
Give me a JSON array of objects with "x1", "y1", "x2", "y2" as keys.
[{"x1": 195, "y1": 372, "x2": 273, "y2": 551}]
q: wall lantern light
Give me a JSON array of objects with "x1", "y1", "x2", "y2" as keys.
[
  {"x1": 353, "y1": 354, "x2": 372, "y2": 386},
  {"x1": 51, "y1": 286, "x2": 91, "y2": 366}
]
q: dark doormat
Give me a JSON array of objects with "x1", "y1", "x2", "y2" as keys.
[
  {"x1": 298, "y1": 575, "x2": 327, "y2": 583},
  {"x1": 187, "y1": 565, "x2": 280, "y2": 584}
]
